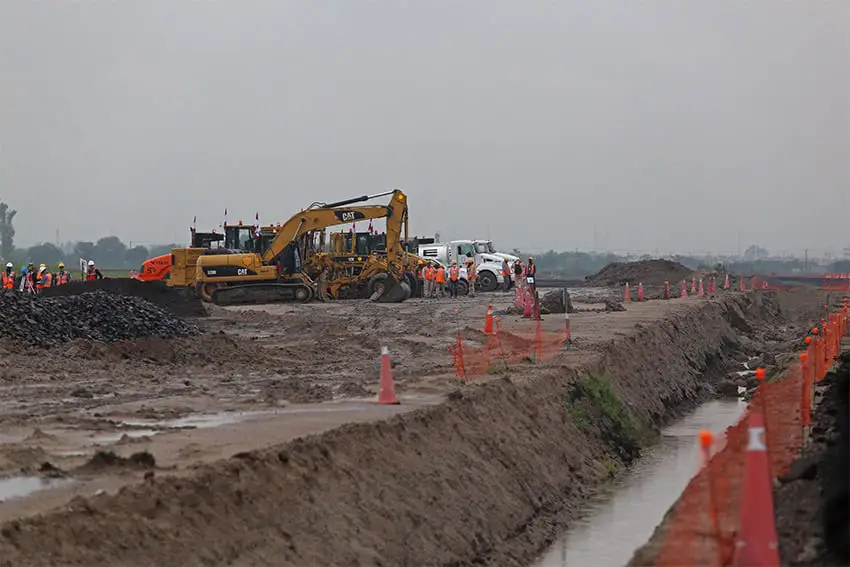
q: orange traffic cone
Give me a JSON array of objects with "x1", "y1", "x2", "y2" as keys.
[
  {"x1": 733, "y1": 411, "x2": 779, "y2": 567},
  {"x1": 681, "y1": 279, "x2": 688, "y2": 299},
  {"x1": 698, "y1": 279, "x2": 704, "y2": 297},
  {"x1": 624, "y1": 282, "x2": 631, "y2": 303},
  {"x1": 724, "y1": 273, "x2": 730, "y2": 289},
  {"x1": 637, "y1": 282, "x2": 644, "y2": 302},
  {"x1": 691, "y1": 277, "x2": 697, "y2": 293},
  {"x1": 377, "y1": 346, "x2": 399, "y2": 405},
  {"x1": 739, "y1": 277, "x2": 746, "y2": 292},
  {"x1": 483, "y1": 305, "x2": 494, "y2": 335}
]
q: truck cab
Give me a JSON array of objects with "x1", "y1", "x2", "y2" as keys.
[{"x1": 417, "y1": 241, "x2": 506, "y2": 292}]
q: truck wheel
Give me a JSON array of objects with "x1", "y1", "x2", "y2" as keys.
[{"x1": 477, "y1": 270, "x2": 498, "y2": 292}]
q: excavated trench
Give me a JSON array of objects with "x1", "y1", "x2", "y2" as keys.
[{"x1": 0, "y1": 291, "x2": 826, "y2": 567}]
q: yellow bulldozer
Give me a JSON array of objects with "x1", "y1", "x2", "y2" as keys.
[{"x1": 194, "y1": 189, "x2": 415, "y2": 305}]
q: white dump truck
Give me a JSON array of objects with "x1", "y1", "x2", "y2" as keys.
[{"x1": 418, "y1": 240, "x2": 514, "y2": 292}]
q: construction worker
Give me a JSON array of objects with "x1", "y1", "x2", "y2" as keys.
[
  {"x1": 448, "y1": 260, "x2": 460, "y2": 299},
  {"x1": 435, "y1": 263, "x2": 446, "y2": 297},
  {"x1": 465, "y1": 259, "x2": 477, "y2": 297},
  {"x1": 422, "y1": 263, "x2": 435, "y2": 298},
  {"x1": 513, "y1": 259, "x2": 524, "y2": 288},
  {"x1": 55, "y1": 263, "x2": 71, "y2": 286},
  {"x1": 2, "y1": 263, "x2": 15, "y2": 290},
  {"x1": 526, "y1": 256, "x2": 537, "y2": 293},
  {"x1": 20, "y1": 262, "x2": 36, "y2": 293},
  {"x1": 36, "y1": 266, "x2": 53, "y2": 290},
  {"x1": 501, "y1": 258, "x2": 512, "y2": 292},
  {"x1": 316, "y1": 263, "x2": 330, "y2": 301},
  {"x1": 86, "y1": 260, "x2": 103, "y2": 281}
]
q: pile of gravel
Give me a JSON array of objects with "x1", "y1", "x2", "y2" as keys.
[{"x1": 0, "y1": 291, "x2": 197, "y2": 347}]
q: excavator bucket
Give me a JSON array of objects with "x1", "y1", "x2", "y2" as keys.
[{"x1": 371, "y1": 279, "x2": 411, "y2": 303}]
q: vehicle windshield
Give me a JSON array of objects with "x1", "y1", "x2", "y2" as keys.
[{"x1": 474, "y1": 241, "x2": 495, "y2": 254}]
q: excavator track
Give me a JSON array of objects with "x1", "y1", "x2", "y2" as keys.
[{"x1": 211, "y1": 283, "x2": 314, "y2": 306}]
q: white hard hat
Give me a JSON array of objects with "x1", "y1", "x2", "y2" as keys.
[
  {"x1": 5, "y1": 262, "x2": 11, "y2": 268},
  {"x1": 88, "y1": 260, "x2": 95, "y2": 266}
]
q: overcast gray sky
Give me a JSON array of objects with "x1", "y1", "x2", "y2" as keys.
[{"x1": 1, "y1": 1, "x2": 848, "y2": 256}]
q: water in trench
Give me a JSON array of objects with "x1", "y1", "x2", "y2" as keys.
[{"x1": 532, "y1": 399, "x2": 745, "y2": 567}]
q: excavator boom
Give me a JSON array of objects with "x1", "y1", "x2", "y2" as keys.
[{"x1": 195, "y1": 189, "x2": 411, "y2": 304}]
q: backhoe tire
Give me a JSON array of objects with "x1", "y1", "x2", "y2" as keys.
[
  {"x1": 477, "y1": 270, "x2": 498, "y2": 292},
  {"x1": 456, "y1": 279, "x2": 469, "y2": 296},
  {"x1": 294, "y1": 285, "x2": 313, "y2": 303},
  {"x1": 403, "y1": 272, "x2": 418, "y2": 297},
  {"x1": 367, "y1": 273, "x2": 391, "y2": 298}
]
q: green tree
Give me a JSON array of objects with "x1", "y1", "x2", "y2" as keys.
[
  {"x1": 93, "y1": 236, "x2": 127, "y2": 268},
  {"x1": 26, "y1": 243, "x2": 65, "y2": 265},
  {"x1": 124, "y1": 245, "x2": 150, "y2": 268},
  {"x1": 0, "y1": 202, "x2": 16, "y2": 261}
]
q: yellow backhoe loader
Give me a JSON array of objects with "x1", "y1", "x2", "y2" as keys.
[{"x1": 194, "y1": 190, "x2": 413, "y2": 305}]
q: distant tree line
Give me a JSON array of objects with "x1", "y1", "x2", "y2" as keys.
[{"x1": 14, "y1": 237, "x2": 177, "y2": 270}]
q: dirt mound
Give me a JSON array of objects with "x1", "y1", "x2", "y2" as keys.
[
  {"x1": 0, "y1": 291, "x2": 197, "y2": 347},
  {"x1": 40, "y1": 279, "x2": 206, "y2": 318},
  {"x1": 587, "y1": 259, "x2": 692, "y2": 287}
]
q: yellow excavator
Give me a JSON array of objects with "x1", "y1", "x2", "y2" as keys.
[{"x1": 194, "y1": 189, "x2": 413, "y2": 305}]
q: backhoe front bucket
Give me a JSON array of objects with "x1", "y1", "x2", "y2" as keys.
[{"x1": 371, "y1": 280, "x2": 411, "y2": 303}]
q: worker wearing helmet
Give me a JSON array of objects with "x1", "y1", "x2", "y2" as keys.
[
  {"x1": 434, "y1": 263, "x2": 446, "y2": 297},
  {"x1": 56, "y1": 263, "x2": 71, "y2": 286},
  {"x1": 501, "y1": 257, "x2": 512, "y2": 292},
  {"x1": 21, "y1": 262, "x2": 36, "y2": 293},
  {"x1": 2, "y1": 262, "x2": 15, "y2": 290},
  {"x1": 36, "y1": 265, "x2": 53, "y2": 290},
  {"x1": 526, "y1": 256, "x2": 537, "y2": 293},
  {"x1": 86, "y1": 260, "x2": 103, "y2": 281},
  {"x1": 465, "y1": 259, "x2": 477, "y2": 297},
  {"x1": 448, "y1": 259, "x2": 460, "y2": 299}
]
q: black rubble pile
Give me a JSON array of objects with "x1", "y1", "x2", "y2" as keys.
[{"x1": 0, "y1": 291, "x2": 197, "y2": 347}]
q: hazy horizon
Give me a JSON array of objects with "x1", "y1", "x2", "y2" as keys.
[{"x1": 2, "y1": 2, "x2": 848, "y2": 257}]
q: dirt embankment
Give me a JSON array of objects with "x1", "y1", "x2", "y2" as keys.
[
  {"x1": 0, "y1": 292, "x2": 823, "y2": 567},
  {"x1": 774, "y1": 353, "x2": 849, "y2": 566}
]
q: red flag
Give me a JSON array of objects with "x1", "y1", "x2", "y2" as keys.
[{"x1": 368, "y1": 221, "x2": 373, "y2": 233}]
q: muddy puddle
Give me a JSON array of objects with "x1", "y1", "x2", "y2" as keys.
[
  {"x1": 532, "y1": 399, "x2": 746, "y2": 567},
  {"x1": 0, "y1": 476, "x2": 71, "y2": 503}
]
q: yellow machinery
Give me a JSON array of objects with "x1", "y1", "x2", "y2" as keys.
[{"x1": 194, "y1": 190, "x2": 413, "y2": 305}]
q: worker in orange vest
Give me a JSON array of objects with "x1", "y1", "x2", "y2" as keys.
[
  {"x1": 86, "y1": 260, "x2": 103, "y2": 281},
  {"x1": 448, "y1": 260, "x2": 460, "y2": 298},
  {"x1": 434, "y1": 264, "x2": 446, "y2": 297},
  {"x1": 465, "y1": 259, "x2": 477, "y2": 297},
  {"x1": 36, "y1": 266, "x2": 53, "y2": 290},
  {"x1": 2, "y1": 263, "x2": 15, "y2": 290},
  {"x1": 422, "y1": 263, "x2": 435, "y2": 298},
  {"x1": 526, "y1": 257, "x2": 537, "y2": 293},
  {"x1": 55, "y1": 263, "x2": 71, "y2": 286}
]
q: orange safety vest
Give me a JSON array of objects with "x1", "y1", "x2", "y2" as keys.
[
  {"x1": 423, "y1": 266, "x2": 434, "y2": 281},
  {"x1": 37, "y1": 272, "x2": 52, "y2": 289},
  {"x1": 526, "y1": 263, "x2": 536, "y2": 277},
  {"x1": 449, "y1": 265, "x2": 460, "y2": 281},
  {"x1": 1, "y1": 272, "x2": 14, "y2": 289},
  {"x1": 56, "y1": 271, "x2": 70, "y2": 286},
  {"x1": 86, "y1": 267, "x2": 97, "y2": 281},
  {"x1": 467, "y1": 264, "x2": 477, "y2": 280},
  {"x1": 435, "y1": 268, "x2": 446, "y2": 283}
]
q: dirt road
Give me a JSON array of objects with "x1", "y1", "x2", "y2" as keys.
[{"x1": 0, "y1": 288, "x2": 828, "y2": 566}]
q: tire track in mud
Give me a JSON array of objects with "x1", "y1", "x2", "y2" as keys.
[{"x1": 0, "y1": 292, "x2": 826, "y2": 567}]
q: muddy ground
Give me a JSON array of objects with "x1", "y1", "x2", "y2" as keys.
[{"x1": 0, "y1": 288, "x2": 830, "y2": 566}]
